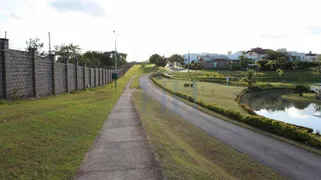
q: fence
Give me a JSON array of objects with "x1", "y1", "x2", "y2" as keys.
[{"x1": 0, "y1": 38, "x2": 134, "y2": 99}]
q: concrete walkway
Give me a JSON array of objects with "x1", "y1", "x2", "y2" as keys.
[{"x1": 74, "y1": 77, "x2": 163, "y2": 180}]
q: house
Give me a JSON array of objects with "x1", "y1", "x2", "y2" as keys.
[
  {"x1": 198, "y1": 54, "x2": 229, "y2": 69},
  {"x1": 227, "y1": 51, "x2": 244, "y2": 62},
  {"x1": 245, "y1": 47, "x2": 270, "y2": 61},
  {"x1": 305, "y1": 51, "x2": 317, "y2": 61},
  {"x1": 277, "y1": 48, "x2": 306, "y2": 61},
  {"x1": 183, "y1": 53, "x2": 208, "y2": 64}
]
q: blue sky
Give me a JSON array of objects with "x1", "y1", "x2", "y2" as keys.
[{"x1": 0, "y1": 0, "x2": 321, "y2": 61}]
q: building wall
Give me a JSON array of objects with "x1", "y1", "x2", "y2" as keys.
[{"x1": 204, "y1": 60, "x2": 228, "y2": 69}]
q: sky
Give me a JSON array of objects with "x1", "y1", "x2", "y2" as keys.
[{"x1": 1, "y1": 0, "x2": 321, "y2": 62}]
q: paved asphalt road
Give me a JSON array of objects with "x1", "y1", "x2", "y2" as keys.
[{"x1": 140, "y1": 75, "x2": 321, "y2": 180}]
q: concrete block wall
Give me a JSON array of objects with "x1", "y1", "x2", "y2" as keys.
[
  {"x1": 68, "y1": 64, "x2": 76, "y2": 92},
  {"x1": 0, "y1": 47, "x2": 4, "y2": 98},
  {"x1": 90, "y1": 69, "x2": 95, "y2": 88},
  {"x1": 78, "y1": 66, "x2": 84, "y2": 90},
  {"x1": 37, "y1": 59, "x2": 53, "y2": 96},
  {"x1": 7, "y1": 50, "x2": 34, "y2": 98},
  {"x1": 85, "y1": 68, "x2": 90, "y2": 88},
  {"x1": 0, "y1": 38, "x2": 134, "y2": 99},
  {"x1": 55, "y1": 63, "x2": 67, "y2": 94}
]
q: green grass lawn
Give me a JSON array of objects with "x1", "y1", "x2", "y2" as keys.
[
  {"x1": 0, "y1": 64, "x2": 157, "y2": 179},
  {"x1": 132, "y1": 90, "x2": 283, "y2": 180},
  {"x1": 169, "y1": 69, "x2": 320, "y2": 88},
  {"x1": 281, "y1": 93, "x2": 321, "y2": 105},
  {"x1": 155, "y1": 76, "x2": 247, "y2": 114},
  {"x1": 130, "y1": 63, "x2": 165, "y2": 88}
]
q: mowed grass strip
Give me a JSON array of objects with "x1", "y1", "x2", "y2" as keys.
[
  {"x1": 155, "y1": 76, "x2": 247, "y2": 114},
  {"x1": 130, "y1": 63, "x2": 166, "y2": 89},
  {"x1": 132, "y1": 90, "x2": 283, "y2": 180},
  {"x1": 0, "y1": 66, "x2": 141, "y2": 179}
]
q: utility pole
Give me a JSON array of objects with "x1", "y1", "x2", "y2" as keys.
[
  {"x1": 113, "y1": 30, "x2": 118, "y2": 88},
  {"x1": 48, "y1": 32, "x2": 51, "y2": 55},
  {"x1": 5, "y1": 31, "x2": 7, "y2": 39}
]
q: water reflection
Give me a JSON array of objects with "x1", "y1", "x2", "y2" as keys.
[{"x1": 242, "y1": 91, "x2": 321, "y2": 132}]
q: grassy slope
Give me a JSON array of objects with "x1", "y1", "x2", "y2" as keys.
[
  {"x1": 130, "y1": 64, "x2": 165, "y2": 88},
  {"x1": 0, "y1": 65, "x2": 146, "y2": 179},
  {"x1": 281, "y1": 93, "x2": 321, "y2": 105},
  {"x1": 170, "y1": 70, "x2": 319, "y2": 88},
  {"x1": 132, "y1": 90, "x2": 283, "y2": 180},
  {"x1": 155, "y1": 76, "x2": 247, "y2": 114}
]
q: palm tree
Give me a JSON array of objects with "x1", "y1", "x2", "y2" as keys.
[{"x1": 242, "y1": 69, "x2": 256, "y2": 88}]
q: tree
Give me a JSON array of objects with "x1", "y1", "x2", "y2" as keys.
[
  {"x1": 156, "y1": 56, "x2": 167, "y2": 67},
  {"x1": 265, "y1": 60, "x2": 277, "y2": 70},
  {"x1": 149, "y1": 54, "x2": 162, "y2": 64},
  {"x1": 315, "y1": 55, "x2": 321, "y2": 63},
  {"x1": 26, "y1": 38, "x2": 45, "y2": 56},
  {"x1": 54, "y1": 43, "x2": 81, "y2": 63},
  {"x1": 168, "y1": 54, "x2": 184, "y2": 64},
  {"x1": 265, "y1": 50, "x2": 290, "y2": 66},
  {"x1": 149, "y1": 54, "x2": 167, "y2": 67},
  {"x1": 239, "y1": 53, "x2": 252, "y2": 69},
  {"x1": 242, "y1": 69, "x2": 256, "y2": 87},
  {"x1": 295, "y1": 85, "x2": 309, "y2": 96}
]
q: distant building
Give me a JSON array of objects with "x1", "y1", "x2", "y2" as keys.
[
  {"x1": 183, "y1": 53, "x2": 214, "y2": 64},
  {"x1": 245, "y1": 47, "x2": 270, "y2": 61},
  {"x1": 198, "y1": 54, "x2": 229, "y2": 69},
  {"x1": 305, "y1": 51, "x2": 317, "y2": 61},
  {"x1": 277, "y1": 48, "x2": 306, "y2": 61}
]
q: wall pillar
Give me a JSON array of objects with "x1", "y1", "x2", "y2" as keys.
[
  {"x1": 83, "y1": 65, "x2": 86, "y2": 89},
  {"x1": 66, "y1": 59, "x2": 69, "y2": 92},
  {"x1": 50, "y1": 54, "x2": 56, "y2": 95},
  {"x1": 76, "y1": 60, "x2": 79, "y2": 90},
  {"x1": 30, "y1": 48, "x2": 38, "y2": 98},
  {"x1": 0, "y1": 38, "x2": 9, "y2": 99}
]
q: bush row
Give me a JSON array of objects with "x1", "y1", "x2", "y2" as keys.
[{"x1": 151, "y1": 75, "x2": 321, "y2": 149}]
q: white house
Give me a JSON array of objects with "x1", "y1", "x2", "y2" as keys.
[
  {"x1": 305, "y1": 51, "x2": 317, "y2": 61},
  {"x1": 183, "y1": 53, "x2": 207, "y2": 64},
  {"x1": 245, "y1": 47, "x2": 270, "y2": 61}
]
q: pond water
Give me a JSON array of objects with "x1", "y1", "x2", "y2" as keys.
[{"x1": 241, "y1": 90, "x2": 321, "y2": 132}]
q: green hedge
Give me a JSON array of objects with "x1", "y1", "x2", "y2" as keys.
[{"x1": 151, "y1": 75, "x2": 321, "y2": 149}]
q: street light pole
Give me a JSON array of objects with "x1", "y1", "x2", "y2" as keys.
[{"x1": 113, "y1": 30, "x2": 118, "y2": 88}]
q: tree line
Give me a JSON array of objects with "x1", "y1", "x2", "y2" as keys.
[
  {"x1": 148, "y1": 53, "x2": 184, "y2": 67},
  {"x1": 26, "y1": 38, "x2": 127, "y2": 67}
]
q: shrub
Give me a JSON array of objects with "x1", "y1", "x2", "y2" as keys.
[
  {"x1": 151, "y1": 74, "x2": 321, "y2": 148},
  {"x1": 295, "y1": 85, "x2": 310, "y2": 96}
]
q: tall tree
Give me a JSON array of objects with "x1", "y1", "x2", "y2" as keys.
[
  {"x1": 265, "y1": 50, "x2": 290, "y2": 66},
  {"x1": 54, "y1": 43, "x2": 81, "y2": 63},
  {"x1": 239, "y1": 53, "x2": 252, "y2": 69},
  {"x1": 149, "y1": 54, "x2": 162, "y2": 64},
  {"x1": 26, "y1": 38, "x2": 45, "y2": 56},
  {"x1": 168, "y1": 54, "x2": 184, "y2": 64}
]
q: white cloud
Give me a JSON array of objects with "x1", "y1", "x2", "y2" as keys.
[
  {"x1": 1, "y1": 0, "x2": 321, "y2": 61},
  {"x1": 49, "y1": 0, "x2": 109, "y2": 18}
]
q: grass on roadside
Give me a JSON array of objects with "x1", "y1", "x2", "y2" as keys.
[
  {"x1": 154, "y1": 76, "x2": 247, "y2": 114},
  {"x1": 0, "y1": 65, "x2": 152, "y2": 179},
  {"x1": 132, "y1": 90, "x2": 283, "y2": 180},
  {"x1": 130, "y1": 63, "x2": 164, "y2": 89}
]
